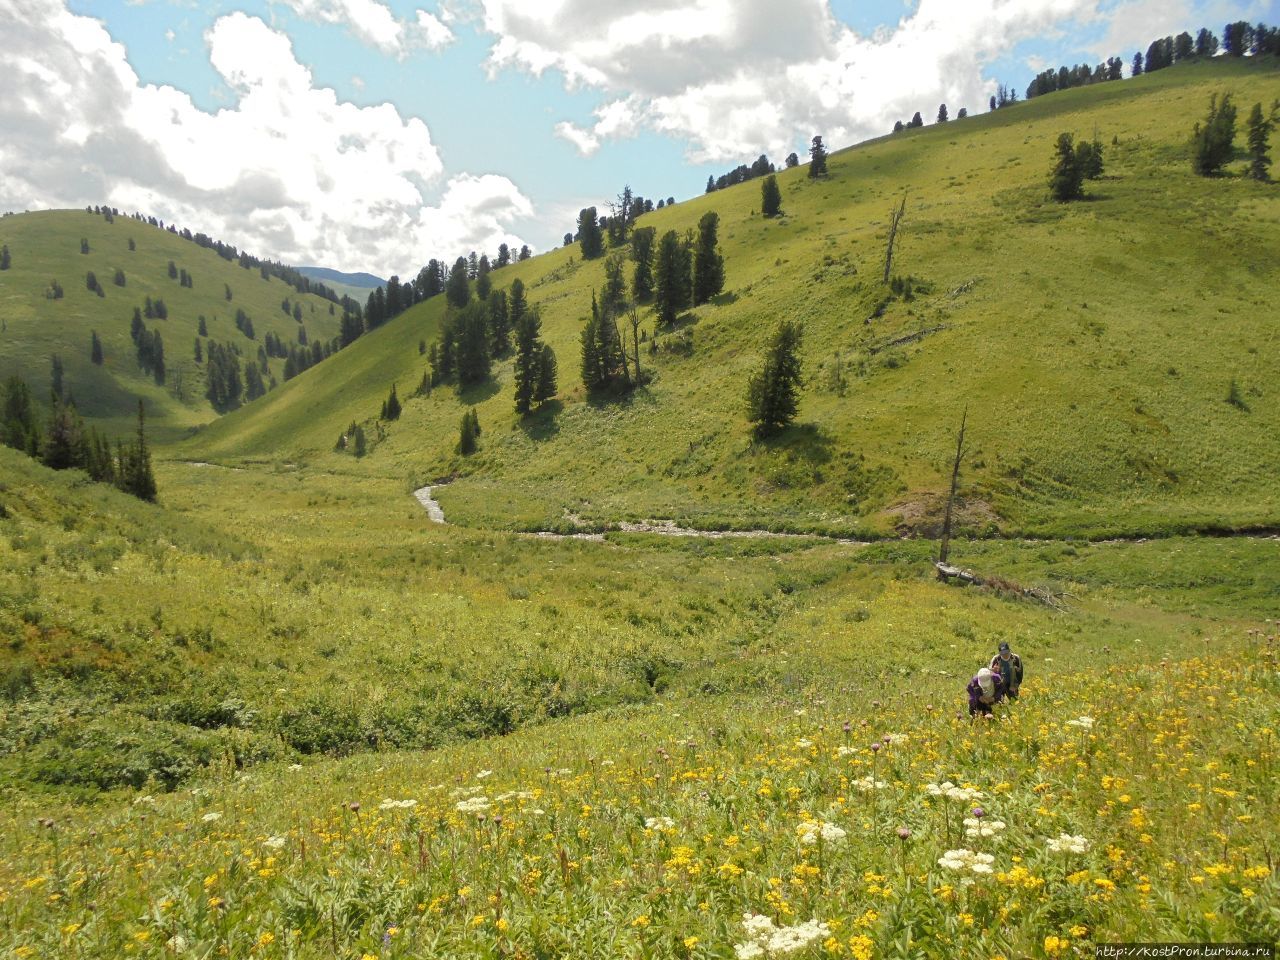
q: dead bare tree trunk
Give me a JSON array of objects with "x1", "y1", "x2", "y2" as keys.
[
  {"x1": 938, "y1": 407, "x2": 967, "y2": 569},
  {"x1": 883, "y1": 193, "x2": 907, "y2": 284}
]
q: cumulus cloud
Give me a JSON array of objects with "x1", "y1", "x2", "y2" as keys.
[
  {"x1": 278, "y1": 0, "x2": 454, "y2": 57},
  {"x1": 477, "y1": 0, "x2": 1184, "y2": 163},
  {"x1": 0, "y1": 0, "x2": 531, "y2": 275}
]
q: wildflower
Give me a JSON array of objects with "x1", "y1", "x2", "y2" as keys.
[
  {"x1": 201, "y1": 812, "x2": 222, "y2": 823},
  {"x1": 377, "y1": 798, "x2": 418, "y2": 810},
  {"x1": 896, "y1": 827, "x2": 912, "y2": 840},
  {"x1": 645, "y1": 816, "x2": 676, "y2": 830},
  {"x1": 851, "y1": 777, "x2": 887, "y2": 792},
  {"x1": 684, "y1": 936, "x2": 700, "y2": 949},
  {"x1": 455, "y1": 797, "x2": 491, "y2": 814},
  {"x1": 133, "y1": 795, "x2": 156, "y2": 805},
  {"x1": 165, "y1": 934, "x2": 188, "y2": 952},
  {"x1": 963, "y1": 817, "x2": 1006, "y2": 838},
  {"x1": 734, "y1": 913, "x2": 831, "y2": 958},
  {"x1": 1046, "y1": 834, "x2": 1090, "y2": 854},
  {"x1": 796, "y1": 738, "x2": 814, "y2": 749},
  {"x1": 263, "y1": 836, "x2": 287, "y2": 850},
  {"x1": 797, "y1": 821, "x2": 847, "y2": 846},
  {"x1": 1044, "y1": 934, "x2": 1070, "y2": 956},
  {"x1": 288, "y1": 763, "x2": 303, "y2": 771},
  {"x1": 476, "y1": 770, "x2": 493, "y2": 779},
  {"x1": 937, "y1": 848, "x2": 995, "y2": 875},
  {"x1": 1065, "y1": 716, "x2": 1095, "y2": 730}
]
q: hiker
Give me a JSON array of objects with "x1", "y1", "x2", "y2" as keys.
[
  {"x1": 989, "y1": 641, "x2": 1024, "y2": 701},
  {"x1": 967, "y1": 666, "x2": 1005, "y2": 718}
]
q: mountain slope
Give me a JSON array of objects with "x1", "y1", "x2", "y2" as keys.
[
  {"x1": 185, "y1": 58, "x2": 1280, "y2": 537},
  {"x1": 0, "y1": 210, "x2": 343, "y2": 442}
]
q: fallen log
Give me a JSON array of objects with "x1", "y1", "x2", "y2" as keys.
[
  {"x1": 935, "y1": 561, "x2": 1068, "y2": 611},
  {"x1": 868, "y1": 325, "x2": 949, "y2": 354}
]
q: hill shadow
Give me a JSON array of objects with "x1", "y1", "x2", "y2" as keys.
[
  {"x1": 518, "y1": 399, "x2": 563, "y2": 441},
  {"x1": 711, "y1": 291, "x2": 739, "y2": 307}
]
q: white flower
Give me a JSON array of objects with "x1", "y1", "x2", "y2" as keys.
[
  {"x1": 601, "y1": 759, "x2": 615, "y2": 766},
  {"x1": 378, "y1": 798, "x2": 418, "y2": 811},
  {"x1": 263, "y1": 836, "x2": 287, "y2": 850},
  {"x1": 454, "y1": 796, "x2": 491, "y2": 814},
  {"x1": 1066, "y1": 716, "x2": 1095, "y2": 730},
  {"x1": 795, "y1": 738, "x2": 814, "y2": 749},
  {"x1": 495, "y1": 791, "x2": 535, "y2": 803},
  {"x1": 735, "y1": 913, "x2": 831, "y2": 958},
  {"x1": 926, "y1": 781, "x2": 984, "y2": 802},
  {"x1": 645, "y1": 816, "x2": 676, "y2": 830},
  {"x1": 937, "y1": 848, "x2": 996, "y2": 875},
  {"x1": 133, "y1": 795, "x2": 156, "y2": 805},
  {"x1": 476, "y1": 769, "x2": 493, "y2": 779},
  {"x1": 797, "y1": 820, "x2": 847, "y2": 846},
  {"x1": 836, "y1": 745, "x2": 857, "y2": 756},
  {"x1": 201, "y1": 812, "x2": 222, "y2": 823},
  {"x1": 1046, "y1": 833, "x2": 1091, "y2": 854},
  {"x1": 288, "y1": 763, "x2": 303, "y2": 772},
  {"x1": 852, "y1": 776, "x2": 888, "y2": 792},
  {"x1": 450, "y1": 785, "x2": 484, "y2": 798},
  {"x1": 165, "y1": 934, "x2": 188, "y2": 952},
  {"x1": 963, "y1": 818, "x2": 1006, "y2": 838}
]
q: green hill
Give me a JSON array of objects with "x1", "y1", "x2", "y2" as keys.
[
  {"x1": 183, "y1": 58, "x2": 1280, "y2": 539},
  {"x1": 0, "y1": 210, "x2": 343, "y2": 443}
]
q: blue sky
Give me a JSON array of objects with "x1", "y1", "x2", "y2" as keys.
[{"x1": 5, "y1": 0, "x2": 1270, "y2": 275}]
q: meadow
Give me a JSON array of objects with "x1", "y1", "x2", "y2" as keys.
[{"x1": 1, "y1": 55, "x2": 1279, "y2": 960}]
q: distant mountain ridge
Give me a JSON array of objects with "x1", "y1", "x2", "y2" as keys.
[{"x1": 297, "y1": 266, "x2": 386, "y2": 289}]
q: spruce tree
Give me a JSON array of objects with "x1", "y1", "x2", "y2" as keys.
[
  {"x1": 458, "y1": 410, "x2": 477, "y2": 454},
  {"x1": 0, "y1": 245, "x2": 10, "y2": 270},
  {"x1": 761, "y1": 174, "x2": 782, "y2": 217},
  {"x1": 1246, "y1": 101, "x2": 1276, "y2": 181},
  {"x1": 654, "y1": 230, "x2": 692, "y2": 326},
  {"x1": 487, "y1": 289, "x2": 511, "y2": 354},
  {"x1": 91, "y1": 331, "x2": 104, "y2": 365},
  {"x1": 513, "y1": 307, "x2": 547, "y2": 415},
  {"x1": 808, "y1": 136, "x2": 828, "y2": 178},
  {"x1": 535, "y1": 344, "x2": 558, "y2": 405},
  {"x1": 602, "y1": 253, "x2": 628, "y2": 316},
  {"x1": 937, "y1": 103, "x2": 948, "y2": 123},
  {"x1": 446, "y1": 256, "x2": 471, "y2": 308},
  {"x1": 42, "y1": 398, "x2": 84, "y2": 471},
  {"x1": 120, "y1": 400, "x2": 157, "y2": 501},
  {"x1": 51, "y1": 354, "x2": 64, "y2": 402},
  {"x1": 577, "y1": 207, "x2": 605, "y2": 259},
  {"x1": 383, "y1": 384, "x2": 402, "y2": 420},
  {"x1": 746, "y1": 321, "x2": 804, "y2": 438},
  {"x1": 352, "y1": 424, "x2": 367, "y2": 457},
  {"x1": 631, "y1": 227, "x2": 656, "y2": 301},
  {"x1": 1049, "y1": 132, "x2": 1084, "y2": 201},
  {"x1": 1192, "y1": 93, "x2": 1237, "y2": 176},
  {"x1": 693, "y1": 212, "x2": 725, "y2": 305}
]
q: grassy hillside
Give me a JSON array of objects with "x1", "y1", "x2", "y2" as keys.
[
  {"x1": 0, "y1": 210, "x2": 342, "y2": 442},
  {"x1": 186, "y1": 58, "x2": 1280, "y2": 538}
]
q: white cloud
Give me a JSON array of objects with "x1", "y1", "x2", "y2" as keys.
[
  {"x1": 475, "y1": 0, "x2": 1179, "y2": 163},
  {"x1": 554, "y1": 121, "x2": 600, "y2": 156},
  {"x1": 277, "y1": 0, "x2": 454, "y2": 57},
  {"x1": 0, "y1": 0, "x2": 531, "y2": 275}
]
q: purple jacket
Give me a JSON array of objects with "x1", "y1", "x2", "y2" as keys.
[{"x1": 967, "y1": 673, "x2": 1006, "y2": 711}]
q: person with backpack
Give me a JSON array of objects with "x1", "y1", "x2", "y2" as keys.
[
  {"x1": 967, "y1": 666, "x2": 1006, "y2": 718},
  {"x1": 989, "y1": 642, "x2": 1024, "y2": 701}
]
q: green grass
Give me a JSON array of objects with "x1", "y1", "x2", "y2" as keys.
[
  {"x1": 0, "y1": 209, "x2": 341, "y2": 443},
  {"x1": 178, "y1": 58, "x2": 1280, "y2": 539}
]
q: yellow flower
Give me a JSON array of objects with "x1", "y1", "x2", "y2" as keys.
[
  {"x1": 1044, "y1": 935, "x2": 1070, "y2": 956},
  {"x1": 496, "y1": 918, "x2": 510, "y2": 932},
  {"x1": 631, "y1": 915, "x2": 651, "y2": 928},
  {"x1": 684, "y1": 936, "x2": 700, "y2": 949},
  {"x1": 62, "y1": 923, "x2": 82, "y2": 936},
  {"x1": 256, "y1": 932, "x2": 275, "y2": 947}
]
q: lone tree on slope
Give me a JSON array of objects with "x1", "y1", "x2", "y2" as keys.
[{"x1": 746, "y1": 320, "x2": 804, "y2": 439}]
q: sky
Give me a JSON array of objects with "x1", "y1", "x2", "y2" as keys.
[{"x1": 1, "y1": 0, "x2": 1272, "y2": 278}]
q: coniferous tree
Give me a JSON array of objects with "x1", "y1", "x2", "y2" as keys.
[
  {"x1": 458, "y1": 410, "x2": 478, "y2": 455},
  {"x1": 1174, "y1": 31, "x2": 1194, "y2": 61},
  {"x1": 654, "y1": 230, "x2": 692, "y2": 326},
  {"x1": 706, "y1": 175, "x2": 717, "y2": 194},
  {"x1": 519, "y1": 245, "x2": 531, "y2": 261},
  {"x1": 957, "y1": 108, "x2": 968, "y2": 119},
  {"x1": 692, "y1": 212, "x2": 725, "y2": 305},
  {"x1": 119, "y1": 400, "x2": 157, "y2": 502},
  {"x1": 785, "y1": 152, "x2": 799, "y2": 168},
  {"x1": 577, "y1": 207, "x2": 605, "y2": 259},
  {"x1": 1223, "y1": 21, "x2": 1253, "y2": 56},
  {"x1": 80, "y1": 238, "x2": 89, "y2": 254},
  {"x1": 113, "y1": 268, "x2": 126, "y2": 287},
  {"x1": 0, "y1": 245, "x2": 10, "y2": 270},
  {"x1": 631, "y1": 227, "x2": 656, "y2": 301},
  {"x1": 91, "y1": 331, "x2": 104, "y2": 365},
  {"x1": 487, "y1": 289, "x2": 511, "y2": 354},
  {"x1": 1049, "y1": 132, "x2": 1085, "y2": 201},
  {"x1": 194, "y1": 337, "x2": 203, "y2": 363},
  {"x1": 1195, "y1": 28, "x2": 1219, "y2": 57},
  {"x1": 382, "y1": 383, "x2": 402, "y2": 420},
  {"x1": 1077, "y1": 135, "x2": 1104, "y2": 179},
  {"x1": 42, "y1": 398, "x2": 84, "y2": 471},
  {"x1": 2, "y1": 376, "x2": 40, "y2": 455},
  {"x1": 244, "y1": 359, "x2": 266, "y2": 400},
  {"x1": 1131, "y1": 51, "x2": 1143, "y2": 76},
  {"x1": 454, "y1": 303, "x2": 492, "y2": 386},
  {"x1": 602, "y1": 253, "x2": 628, "y2": 317},
  {"x1": 508, "y1": 279, "x2": 527, "y2": 333},
  {"x1": 580, "y1": 304, "x2": 602, "y2": 389},
  {"x1": 746, "y1": 321, "x2": 804, "y2": 439},
  {"x1": 1246, "y1": 101, "x2": 1276, "y2": 181},
  {"x1": 808, "y1": 136, "x2": 828, "y2": 177},
  {"x1": 497, "y1": 243, "x2": 510, "y2": 267},
  {"x1": 513, "y1": 307, "x2": 547, "y2": 415},
  {"x1": 198, "y1": 315, "x2": 208, "y2": 336},
  {"x1": 476, "y1": 271, "x2": 492, "y2": 301},
  {"x1": 1192, "y1": 93, "x2": 1238, "y2": 175},
  {"x1": 535, "y1": 344, "x2": 558, "y2": 405},
  {"x1": 352, "y1": 424, "x2": 367, "y2": 457},
  {"x1": 937, "y1": 103, "x2": 949, "y2": 123},
  {"x1": 446, "y1": 256, "x2": 471, "y2": 308},
  {"x1": 51, "y1": 354, "x2": 64, "y2": 402},
  {"x1": 761, "y1": 174, "x2": 783, "y2": 217}
]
